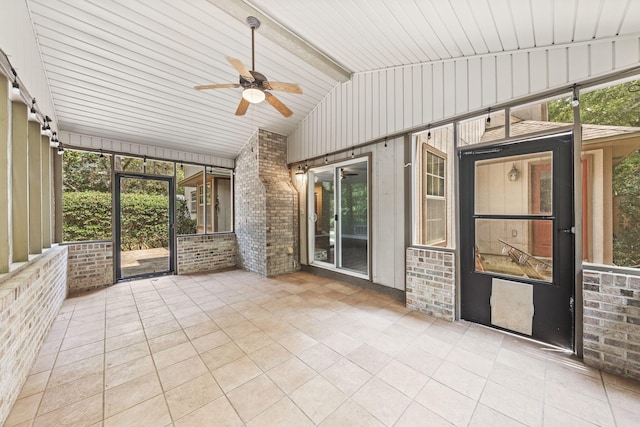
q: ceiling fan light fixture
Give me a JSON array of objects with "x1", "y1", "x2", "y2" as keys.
[{"x1": 242, "y1": 87, "x2": 265, "y2": 104}]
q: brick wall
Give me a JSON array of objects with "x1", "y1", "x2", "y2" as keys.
[
  {"x1": 235, "y1": 129, "x2": 298, "y2": 277},
  {"x1": 406, "y1": 247, "x2": 455, "y2": 321},
  {"x1": 0, "y1": 246, "x2": 68, "y2": 426},
  {"x1": 66, "y1": 241, "x2": 113, "y2": 294},
  {"x1": 583, "y1": 268, "x2": 640, "y2": 380},
  {"x1": 177, "y1": 233, "x2": 237, "y2": 274}
]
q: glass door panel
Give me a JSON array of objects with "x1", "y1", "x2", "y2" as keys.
[
  {"x1": 116, "y1": 174, "x2": 174, "y2": 280},
  {"x1": 339, "y1": 162, "x2": 368, "y2": 274},
  {"x1": 311, "y1": 169, "x2": 335, "y2": 265}
]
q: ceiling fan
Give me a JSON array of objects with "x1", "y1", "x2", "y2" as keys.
[
  {"x1": 340, "y1": 168, "x2": 359, "y2": 180},
  {"x1": 194, "y1": 16, "x2": 303, "y2": 118}
]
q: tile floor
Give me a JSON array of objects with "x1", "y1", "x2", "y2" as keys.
[{"x1": 5, "y1": 269, "x2": 640, "y2": 426}]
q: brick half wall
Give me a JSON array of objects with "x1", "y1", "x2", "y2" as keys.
[
  {"x1": 66, "y1": 241, "x2": 113, "y2": 294},
  {"x1": 583, "y1": 268, "x2": 640, "y2": 380},
  {"x1": 406, "y1": 247, "x2": 455, "y2": 321},
  {"x1": 177, "y1": 233, "x2": 237, "y2": 274},
  {"x1": 0, "y1": 246, "x2": 68, "y2": 426}
]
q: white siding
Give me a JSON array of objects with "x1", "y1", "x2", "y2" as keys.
[
  {"x1": 60, "y1": 132, "x2": 234, "y2": 168},
  {"x1": 288, "y1": 35, "x2": 640, "y2": 163}
]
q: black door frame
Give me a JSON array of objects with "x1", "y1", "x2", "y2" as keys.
[
  {"x1": 459, "y1": 132, "x2": 575, "y2": 349},
  {"x1": 114, "y1": 172, "x2": 175, "y2": 281}
]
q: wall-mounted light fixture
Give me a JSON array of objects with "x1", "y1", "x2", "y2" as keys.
[
  {"x1": 9, "y1": 68, "x2": 22, "y2": 102},
  {"x1": 41, "y1": 116, "x2": 52, "y2": 137},
  {"x1": 57, "y1": 143, "x2": 64, "y2": 156},
  {"x1": 508, "y1": 163, "x2": 519, "y2": 181},
  {"x1": 49, "y1": 132, "x2": 60, "y2": 148},
  {"x1": 571, "y1": 84, "x2": 580, "y2": 107},
  {"x1": 486, "y1": 108, "x2": 492, "y2": 125},
  {"x1": 28, "y1": 98, "x2": 39, "y2": 122},
  {"x1": 427, "y1": 124, "x2": 432, "y2": 140}
]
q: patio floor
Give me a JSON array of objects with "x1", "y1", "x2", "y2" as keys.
[{"x1": 5, "y1": 270, "x2": 640, "y2": 426}]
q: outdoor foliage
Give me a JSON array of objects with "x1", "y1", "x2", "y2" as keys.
[
  {"x1": 176, "y1": 196, "x2": 197, "y2": 235},
  {"x1": 64, "y1": 191, "x2": 175, "y2": 249},
  {"x1": 549, "y1": 79, "x2": 640, "y2": 266}
]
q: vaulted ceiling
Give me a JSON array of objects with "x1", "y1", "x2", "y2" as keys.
[{"x1": 27, "y1": 0, "x2": 640, "y2": 160}]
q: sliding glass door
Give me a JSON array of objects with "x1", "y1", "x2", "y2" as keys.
[{"x1": 308, "y1": 159, "x2": 369, "y2": 278}]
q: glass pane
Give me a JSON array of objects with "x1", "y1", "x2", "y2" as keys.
[
  {"x1": 475, "y1": 218, "x2": 553, "y2": 282},
  {"x1": 340, "y1": 161, "x2": 368, "y2": 274},
  {"x1": 577, "y1": 78, "x2": 640, "y2": 266},
  {"x1": 425, "y1": 198, "x2": 446, "y2": 245},
  {"x1": 475, "y1": 152, "x2": 553, "y2": 215},
  {"x1": 511, "y1": 96, "x2": 572, "y2": 137},
  {"x1": 62, "y1": 150, "x2": 112, "y2": 242},
  {"x1": 459, "y1": 109, "x2": 506, "y2": 145},
  {"x1": 120, "y1": 177, "x2": 170, "y2": 277},
  {"x1": 311, "y1": 169, "x2": 335, "y2": 265},
  {"x1": 176, "y1": 164, "x2": 201, "y2": 235}
]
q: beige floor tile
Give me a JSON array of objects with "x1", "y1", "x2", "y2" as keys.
[
  {"x1": 226, "y1": 374, "x2": 284, "y2": 422},
  {"x1": 234, "y1": 330, "x2": 276, "y2": 354},
  {"x1": 158, "y1": 354, "x2": 209, "y2": 391},
  {"x1": 545, "y1": 381, "x2": 615, "y2": 426},
  {"x1": 468, "y1": 404, "x2": 526, "y2": 427},
  {"x1": 55, "y1": 340, "x2": 105, "y2": 368},
  {"x1": 479, "y1": 381, "x2": 543, "y2": 427},
  {"x1": 32, "y1": 393, "x2": 102, "y2": 427},
  {"x1": 30, "y1": 353, "x2": 57, "y2": 375},
  {"x1": 275, "y1": 330, "x2": 318, "y2": 354},
  {"x1": 104, "y1": 395, "x2": 172, "y2": 427},
  {"x1": 432, "y1": 360, "x2": 486, "y2": 400},
  {"x1": 212, "y1": 311, "x2": 247, "y2": 328},
  {"x1": 246, "y1": 397, "x2": 313, "y2": 427},
  {"x1": 395, "y1": 401, "x2": 454, "y2": 427},
  {"x1": 105, "y1": 328, "x2": 147, "y2": 352},
  {"x1": 376, "y1": 359, "x2": 429, "y2": 398},
  {"x1": 322, "y1": 357, "x2": 372, "y2": 396},
  {"x1": 414, "y1": 333, "x2": 455, "y2": 359},
  {"x1": 18, "y1": 371, "x2": 50, "y2": 398},
  {"x1": 4, "y1": 393, "x2": 43, "y2": 426},
  {"x1": 318, "y1": 399, "x2": 383, "y2": 427},
  {"x1": 543, "y1": 404, "x2": 598, "y2": 426},
  {"x1": 320, "y1": 332, "x2": 362, "y2": 356},
  {"x1": 546, "y1": 364, "x2": 608, "y2": 402},
  {"x1": 297, "y1": 343, "x2": 342, "y2": 372},
  {"x1": 248, "y1": 342, "x2": 294, "y2": 371},
  {"x1": 352, "y1": 377, "x2": 411, "y2": 425},
  {"x1": 267, "y1": 357, "x2": 317, "y2": 394},
  {"x1": 191, "y1": 329, "x2": 231, "y2": 353},
  {"x1": 176, "y1": 311, "x2": 210, "y2": 329},
  {"x1": 183, "y1": 319, "x2": 219, "y2": 339},
  {"x1": 488, "y1": 362, "x2": 545, "y2": 401},
  {"x1": 446, "y1": 346, "x2": 494, "y2": 378},
  {"x1": 152, "y1": 341, "x2": 198, "y2": 369},
  {"x1": 200, "y1": 341, "x2": 245, "y2": 371},
  {"x1": 602, "y1": 372, "x2": 640, "y2": 393},
  {"x1": 148, "y1": 329, "x2": 188, "y2": 353},
  {"x1": 395, "y1": 346, "x2": 443, "y2": 377},
  {"x1": 165, "y1": 373, "x2": 223, "y2": 420},
  {"x1": 104, "y1": 372, "x2": 163, "y2": 418},
  {"x1": 495, "y1": 347, "x2": 546, "y2": 380},
  {"x1": 605, "y1": 383, "x2": 640, "y2": 414},
  {"x1": 416, "y1": 379, "x2": 477, "y2": 426},
  {"x1": 212, "y1": 355, "x2": 262, "y2": 392},
  {"x1": 48, "y1": 353, "x2": 104, "y2": 388},
  {"x1": 612, "y1": 404, "x2": 640, "y2": 427},
  {"x1": 222, "y1": 320, "x2": 261, "y2": 340},
  {"x1": 174, "y1": 396, "x2": 243, "y2": 427},
  {"x1": 38, "y1": 372, "x2": 103, "y2": 415},
  {"x1": 144, "y1": 319, "x2": 182, "y2": 339},
  {"x1": 106, "y1": 341, "x2": 150, "y2": 369},
  {"x1": 37, "y1": 339, "x2": 63, "y2": 357},
  {"x1": 105, "y1": 320, "x2": 143, "y2": 339},
  {"x1": 105, "y1": 355, "x2": 156, "y2": 390},
  {"x1": 290, "y1": 375, "x2": 348, "y2": 424},
  {"x1": 346, "y1": 343, "x2": 392, "y2": 374}
]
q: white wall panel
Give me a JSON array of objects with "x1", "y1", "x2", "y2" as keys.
[
  {"x1": 288, "y1": 35, "x2": 640, "y2": 164},
  {"x1": 61, "y1": 131, "x2": 234, "y2": 168},
  {"x1": 0, "y1": 0, "x2": 57, "y2": 129}
]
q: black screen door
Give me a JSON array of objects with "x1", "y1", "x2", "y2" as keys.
[{"x1": 460, "y1": 132, "x2": 574, "y2": 349}]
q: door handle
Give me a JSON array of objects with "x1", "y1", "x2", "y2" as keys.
[{"x1": 561, "y1": 227, "x2": 575, "y2": 234}]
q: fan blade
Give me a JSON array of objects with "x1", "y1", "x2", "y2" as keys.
[
  {"x1": 194, "y1": 83, "x2": 240, "y2": 90},
  {"x1": 235, "y1": 98, "x2": 250, "y2": 116},
  {"x1": 264, "y1": 81, "x2": 303, "y2": 94},
  {"x1": 226, "y1": 57, "x2": 254, "y2": 81},
  {"x1": 265, "y1": 92, "x2": 293, "y2": 118}
]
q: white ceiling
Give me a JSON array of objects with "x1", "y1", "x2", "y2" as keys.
[{"x1": 27, "y1": 0, "x2": 640, "y2": 160}]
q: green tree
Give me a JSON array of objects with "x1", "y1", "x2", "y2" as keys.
[{"x1": 549, "y1": 79, "x2": 640, "y2": 266}]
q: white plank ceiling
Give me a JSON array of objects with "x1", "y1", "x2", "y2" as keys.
[{"x1": 26, "y1": 0, "x2": 640, "y2": 160}]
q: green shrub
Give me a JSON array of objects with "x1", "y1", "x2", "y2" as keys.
[{"x1": 63, "y1": 191, "x2": 187, "y2": 249}]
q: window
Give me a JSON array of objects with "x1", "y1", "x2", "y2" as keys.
[
  {"x1": 413, "y1": 124, "x2": 454, "y2": 247},
  {"x1": 423, "y1": 147, "x2": 446, "y2": 245},
  {"x1": 62, "y1": 149, "x2": 112, "y2": 242}
]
